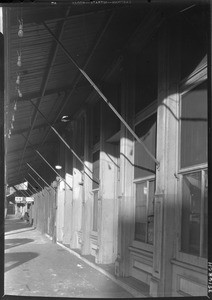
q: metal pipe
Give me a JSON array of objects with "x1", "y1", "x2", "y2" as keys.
[
  {"x1": 27, "y1": 163, "x2": 54, "y2": 190},
  {"x1": 13, "y1": 185, "x2": 31, "y2": 198},
  {"x1": 27, "y1": 173, "x2": 43, "y2": 191},
  {"x1": 46, "y1": 11, "x2": 115, "y2": 127},
  {"x1": 21, "y1": 181, "x2": 35, "y2": 195},
  {"x1": 29, "y1": 100, "x2": 100, "y2": 184},
  {"x1": 23, "y1": 177, "x2": 38, "y2": 194},
  {"x1": 20, "y1": 191, "x2": 30, "y2": 200},
  {"x1": 35, "y1": 149, "x2": 72, "y2": 190},
  {"x1": 43, "y1": 22, "x2": 160, "y2": 168},
  {"x1": 21, "y1": 134, "x2": 72, "y2": 190}
]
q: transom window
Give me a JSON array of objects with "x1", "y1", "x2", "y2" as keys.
[
  {"x1": 180, "y1": 81, "x2": 207, "y2": 169},
  {"x1": 134, "y1": 113, "x2": 157, "y2": 179}
]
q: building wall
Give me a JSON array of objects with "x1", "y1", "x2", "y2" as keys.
[{"x1": 31, "y1": 6, "x2": 209, "y2": 297}]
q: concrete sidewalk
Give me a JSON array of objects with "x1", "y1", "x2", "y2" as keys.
[{"x1": 5, "y1": 217, "x2": 137, "y2": 298}]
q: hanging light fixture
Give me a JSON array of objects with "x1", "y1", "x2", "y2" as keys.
[
  {"x1": 61, "y1": 115, "x2": 72, "y2": 122},
  {"x1": 16, "y1": 74, "x2": 20, "y2": 85},
  {"x1": 18, "y1": 19, "x2": 24, "y2": 38},
  {"x1": 17, "y1": 88, "x2": 22, "y2": 98},
  {"x1": 9, "y1": 129, "x2": 11, "y2": 135},
  {"x1": 55, "y1": 165, "x2": 62, "y2": 170},
  {"x1": 17, "y1": 51, "x2": 22, "y2": 67},
  {"x1": 11, "y1": 123, "x2": 14, "y2": 129},
  {"x1": 12, "y1": 115, "x2": 15, "y2": 122},
  {"x1": 14, "y1": 102, "x2": 17, "y2": 111}
]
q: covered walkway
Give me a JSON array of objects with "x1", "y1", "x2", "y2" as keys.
[{"x1": 5, "y1": 216, "x2": 146, "y2": 298}]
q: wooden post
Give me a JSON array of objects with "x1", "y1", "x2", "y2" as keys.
[
  {"x1": 150, "y1": 18, "x2": 180, "y2": 297},
  {"x1": 81, "y1": 107, "x2": 93, "y2": 255},
  {"x1": 116, "y1": 53, "x2": 135, "y2": 276},
  {"x1": 96, "y1": 85, "x2": 120, "y2": 264}
]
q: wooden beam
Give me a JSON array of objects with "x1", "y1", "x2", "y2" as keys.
[
  {"x1": 7, "y1": 141, "x2": 57, "y2": 156},
  {"x1": 9, "y1": 82, "x2": 88, "y2": 104},
  {"x1": 9, "y1": 7, "x2": 114, "y2": 26},
  {"x1": 10, "y1": 122, "x2": 52, "y2": 136}
]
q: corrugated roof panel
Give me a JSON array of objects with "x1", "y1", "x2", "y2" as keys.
[{"x1": 45, "y1": 12, "x2": 109, "y2": 91}]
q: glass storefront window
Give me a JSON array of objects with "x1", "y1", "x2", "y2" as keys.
[
  {"x1": 135, "y1": 180, "x2": 155, "y2": 244},
  {"x1": 181, "y1": 172, "x2": 201, "y2": 256},
  {"x1": 180, "y1": 80, "x2": 208, "y2": 258}
]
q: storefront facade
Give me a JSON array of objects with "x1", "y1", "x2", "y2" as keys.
[{"x1": 4, "y1": 2, "x2": 209, "y2": 297}]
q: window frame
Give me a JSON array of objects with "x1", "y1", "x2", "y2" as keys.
[
  {"x1": 132, "y1": 105, "x2": 157, "y2": 251},
  {"x1": 176, "y1": 65, "x2": 208, "y2": 267},
  {"x1": 91, "y1": 145, "x2": 100, "y2": 234},
  {"x1": 91, "y1": 188, "x2": 99, "y2": 234},
  {"x1": 132, "y1": 177, "x2": 155, "y2": 251}
]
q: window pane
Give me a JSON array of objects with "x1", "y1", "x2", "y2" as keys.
[
  {"x1": 202, "y1": 171, "x2": 208, "y2": 258},
  {"x1": 134, "y1": 113, "x2": 157, "y2": 178},
  {"x1": 180, "y1": 7, "x2": 207, "y2": 80},
  {"x1": 92, "y1": 151, "x2": 100, "y2": 189},
  {"x1": 181, "y1": 172, "x2": 201, "y2": 256},
  {"x1": 135, "y1": 182, "x2": 147, "y2": 242},
  {"x1": 180, "y1": 81, "x2": 207, "y2": 168},
  {"x1": 93, "y1": 191, "x2": 98, "y2": 231},
  {"x1": 148, "y1": 181, "x2": 155, "y2": 216},
  {"x1": 147, "y1": 181, "x2": 155, "y2": 244}
]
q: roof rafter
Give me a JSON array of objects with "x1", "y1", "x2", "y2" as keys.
[
  {"x1": 10, "y1": 82, "x2": 88, "y2": 104},
  {"x1": 18, "y1": 7, "x2": 71, "y2": 174},
  {"x1": 39, "y1": 10, "x2": 115, "y2": 148}
]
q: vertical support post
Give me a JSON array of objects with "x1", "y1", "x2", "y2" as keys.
[
  {"x1": 81, "y1": 107, "x2": 93, "y2": 255},
  {"x1": 116, "y1": 52, "x2": 135, "y2": 276},
  {"x1": 52, "y1": 186, "x2": 57, "y2": 243},
  {"x1": 70, "y1": 118, "x2": 83, "y2": 249},
  {"x1": 3, "y1": 8, "x2": 8, "y2": 220},
  {"x1": 97, "y1": 84, "x2": 120, "y2": 264},
  {"x1": 150, "y1": 17, "x2": 180, "y2": 297}
]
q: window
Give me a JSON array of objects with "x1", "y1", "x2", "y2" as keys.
[
  {"x1": 92, "y1": 150, "x2": 100, "y2": 190},
  {"x1": 134, "y1": 113, "x2": 157, "y2": 244},
  {"x1": 180, "y1": 6, "x2": 207, "y2": 80},
  {"x1": 134, "y1": 113, "x2": 157, "y2": 179},
  {"x1": 135, "y1": 180, "x2": 155, "y2": 244},
  {"x1": 91, "y1": 100, "x2": 100, "y2": 232},
  {"x1": 180, "y1": 81, "x2": 207, "y2": 168},
  {"x1": 180, "y1": 80, "x2": 208, "y2": 258},
  {"x1": 92, "y1": 190, "x2": 98, "y2": 232},
  {"x1": 181, "y1": 170, "x2": 207, "y2": 258},
  {"x1": 92, "y1": 150, "x2": 100, "y2": 232}
]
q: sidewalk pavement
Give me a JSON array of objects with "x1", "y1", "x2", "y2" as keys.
[{"x1": 5, "y1": 216, "x2": 136, "y2": 298}]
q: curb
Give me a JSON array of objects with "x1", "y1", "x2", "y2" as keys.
[{"x1": 45, "y1": 233, "x2": 146, "y2": 298}]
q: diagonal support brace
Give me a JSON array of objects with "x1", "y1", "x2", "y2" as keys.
[{"x1": 42, "y1": 21, "x2": 160, "y2": 169}]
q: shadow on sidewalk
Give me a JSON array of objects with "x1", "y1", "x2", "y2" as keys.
[
  {"x1": 5, "y1": 252, "x2": 39, "y2": 272},
  {"x1": 5, "y1": 228, "x2": 36, "y2": 236},
  {"x1": 5, "y1": 238, "x2": 34, "y2": 250},
  {"x1": 5, "y1": 218, "x2": 32, "y2": 233}
]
